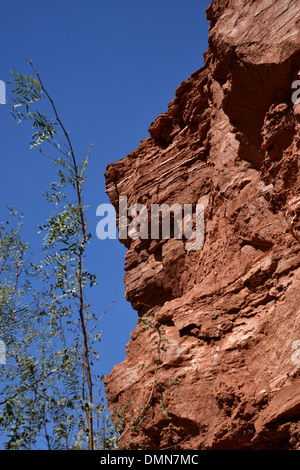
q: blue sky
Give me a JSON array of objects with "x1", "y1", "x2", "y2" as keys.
[{"x1": 0, "y1": 0, "x2": 210, "y2": 379}]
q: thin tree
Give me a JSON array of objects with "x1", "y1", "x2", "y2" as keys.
[{"x1": 0, "y1": 61, "x2": 117, "y2": 449}]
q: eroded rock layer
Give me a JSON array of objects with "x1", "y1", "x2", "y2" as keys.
[{"x1": 104, "y1": 0, "x2": 300, "y2": 450}]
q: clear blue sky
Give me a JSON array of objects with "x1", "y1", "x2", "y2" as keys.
[{"x1": 0, "y1": 0, "x2": 210, "y2": 378}]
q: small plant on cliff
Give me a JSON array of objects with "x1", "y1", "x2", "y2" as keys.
[
  {"x1": 114, "y1": 310, "x2": 176, "y2": 448},
  {"x1": 159, "y1": 378, "x2": 181, "y2": 421},
  {"x1": 137, "y1": 310, "x2": 155, "y2": 333}
]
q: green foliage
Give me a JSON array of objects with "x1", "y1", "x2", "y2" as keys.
[
  {"x1": 115, "y1": 312, "x2": 179, "y2": 448},
  {"x1": 159, "y1": 378, "x2": 180, "y2": 421},
  {"x1": 0, "y1": 62, "x2": 118, "y2": 449},
  {"x1": 137, "y1": 311, "x2": 155, "y2": 333}
]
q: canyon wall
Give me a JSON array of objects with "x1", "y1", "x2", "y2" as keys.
[{"x1": 104, "y1": 0, "x2": 300, "y2": 450}]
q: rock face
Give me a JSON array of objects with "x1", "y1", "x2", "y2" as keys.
[{"x1": 104, "y1": 0, "x2": 300, "y2": 450}]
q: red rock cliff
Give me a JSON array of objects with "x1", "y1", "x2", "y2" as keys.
[{"x1": 104, "y1": 0, "x2": 300, "y2": 450}]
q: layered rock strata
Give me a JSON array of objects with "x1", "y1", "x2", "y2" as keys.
[{"x1": 104, "y1": 0, "x2": 300, "y2": 450}]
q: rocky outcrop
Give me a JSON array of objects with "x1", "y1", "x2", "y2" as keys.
[{"x1": 104, "y1": 0, "x2": 300, "y2": 450}]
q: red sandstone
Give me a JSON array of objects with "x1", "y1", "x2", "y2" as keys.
[{"x1": 104, "y1": 0, "x2": 300, "y2": 450}]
